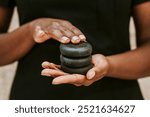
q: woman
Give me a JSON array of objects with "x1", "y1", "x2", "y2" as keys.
[{"x1": 0, "y1": 0, "x2": 150, "y2": 99}]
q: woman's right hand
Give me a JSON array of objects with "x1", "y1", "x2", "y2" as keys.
[{"x1": 30, "y1": 18, "x2": 86, "y2": 44}]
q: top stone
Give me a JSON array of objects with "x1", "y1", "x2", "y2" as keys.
[{"x1": 60, "y1": 42, "x2": 93, "y2": 58}]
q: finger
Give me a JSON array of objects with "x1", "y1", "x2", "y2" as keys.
[
  {"x1": 60, "y1": 21, "x2": 86, "y2": 42},
  {"x1": 79, "y1": 35, "x2": 86, "y2": 42},
  {"x1": 71, "y1": 36, "x2": 80, "y2": 44},
  {"x1": 73, "y1": 84, "x2": 83, "y2": 87},
  {"x1": 69, "y1": 27, "x2": 86, "y2": 42},
  {"x1": 52, "y1": 74, "x2": 85, "y2": 85},
  {"x1": 83, "y1": 82, "x2": 93, "y2": 86},
  {"x1": 59, "y1": 26, "x2": 74, "y2": 38},
  {"x1": 49, "y1": 21, "x2": 71, "y2": 43},
  {"x1": 41, "y1": 68, "x2": 66, "y2": 77},
  {"x1": 42, "y1": 61, "x2": 60, "y2": 70},
  {"x1": 58, "y1": 26, "x2": 81, "y2": 44},
  {"x1": 61, "y1": 21, "x2": 82, "y2": 36},
  {"x1": 86, "y1": 67, "x2": 97, "y2": 80},
  {"x1": 60, "y1": 26, "x2": 82, "y2": 44},
  {"x1": 74, "y1": 79, "x2": 94, "y2": 87},
  {"x1": 74, "y1": 81, "x2": 92, "y2": 87},
  {"x1": 49, "y1": 29, "x2": 71, "y2": 43},
  {"x1": 33, "y1": 26, "x2": 51, "y2": 43},
  {"x1": 51, "y1": 21, "x2": 61, "y2": 28},
  {"x1": 86, "y1": 55, "x2": 102, "y2": 80},
  {"x1": 87, "y1": 54, "x2": 108, "y2": 80},
  {"x1": 86, "y1": 66, "x2": 104, "y2": 80}
]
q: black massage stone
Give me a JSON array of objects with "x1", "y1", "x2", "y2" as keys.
[
  {"x1": 60, "y1": 42, "x2": 93, "y2": 75},
  {"x1": 61, "y1": 64, "x2": 93, "y2": 74},
  {"x1": 60, "y1": 55, "x2": 92, "y2": 68},
  {"x1": 60, "y1": 42, "x2": 92, "y2": 57}
]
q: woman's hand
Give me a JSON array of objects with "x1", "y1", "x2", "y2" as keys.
[
  {"x1": 41, "y1": 54, "x2": 110, "y2": 86},
  {"x1": 30, "y1": 18, "x2": 86, "y2": 44}
]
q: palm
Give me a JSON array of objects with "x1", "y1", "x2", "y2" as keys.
[{"x1": 41, "y1": 54, "x2": 109, "y2": 86}]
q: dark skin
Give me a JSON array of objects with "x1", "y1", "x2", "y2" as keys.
[
  {"x1": 0, "y1": 8, "x2": 86, "y2": 65},
  {"x1": 0, "y1": 2, "x2": 150, "y2": 86}
]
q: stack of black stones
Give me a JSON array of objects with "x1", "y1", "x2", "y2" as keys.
[{"x1": 60, "y1": 42, "x2": 93, "y2": 75}]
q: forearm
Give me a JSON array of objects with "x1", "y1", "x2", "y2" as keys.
[
  {"x1": 0, "y1": 23, "x2": 35, "y2": 66},
  {"x1": 0, "y1": 18, "x2": 86, "y2": 66},
  {"x1": 106, "y1": 42, "x2": 150, "y2": 79}
]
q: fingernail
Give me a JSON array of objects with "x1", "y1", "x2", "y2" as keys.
[
  {"x1": 41, "y1": 70, "x2": 45, "y2": 75},
  {"x1": 61, "y1": 36, "x2": 70, "y2": 43},
  {"x1": 72, "y1": 36, "x2": 80, "y2": 43},
  {"x1": 41, "y1": 70, "x2": 51, "y2": 76},
  {"x1": 52, "y1": 79, "x2": 60, "y2": 85},
  {"x1": 79, "y1": 35, "x2": 86, "y2": 41},
  {"x1": 87, "y1": 70, "x2": 95, "y2": 80}
]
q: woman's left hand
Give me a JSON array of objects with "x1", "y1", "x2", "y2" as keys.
[{"x1": 41, "y1": 54, "x2": 110, "y2": 86}]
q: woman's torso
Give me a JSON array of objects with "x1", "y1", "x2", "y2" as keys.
[{"x1": 10, "y1": 0, "x2": 143, "y2": 99}]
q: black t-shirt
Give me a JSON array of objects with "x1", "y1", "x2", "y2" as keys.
[{"x1": 0, "y1": 0, "x2": 150, "y2": 99}]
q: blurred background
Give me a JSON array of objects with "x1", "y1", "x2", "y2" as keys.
[{"x1": 0, "y1": 9, "x2": 150, "y2": 99}]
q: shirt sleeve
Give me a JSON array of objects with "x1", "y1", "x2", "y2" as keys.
[
  {"x1": 133, "y1": 0, "x2": 150, "y2": 5},
  {"x1": 0, "y1": 0, "x2": 16, "y2": 7}
]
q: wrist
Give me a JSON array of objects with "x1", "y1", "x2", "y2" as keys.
[
  {"x1": 28, "y1": 21, "x2": 36, "y2": 42},
  {"x1": 25, "y1": 22, "x2": 36, "y2": 44},
  {"x1": 105, "y1": 56, "x2": 113, "y2": 77}
]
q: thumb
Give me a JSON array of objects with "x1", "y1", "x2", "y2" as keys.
[
  {"x1": 33, "y1": 26, "x2": 50, "y2": 43},
  {"x1": 86, "y1": 67, "x2": 97, "y2": 80}
]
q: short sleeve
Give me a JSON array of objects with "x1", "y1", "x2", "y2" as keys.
[
  {"x1": 0, "y1": 0, "x2": 16, "y2": 8},
  {"x1": 132, "y1": 0, "x2": 150, "y2": 5}
]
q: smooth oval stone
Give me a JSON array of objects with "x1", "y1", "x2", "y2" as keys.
[
  {"x1": 61, "y1": 63, "x2": 93, "y2": 75},
  {"x1": 60, "y1": 42, "x2": 92, "y2": 58},
  {"x1": 60, "y1": 55, "x2": 92, "y2": 68}
]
